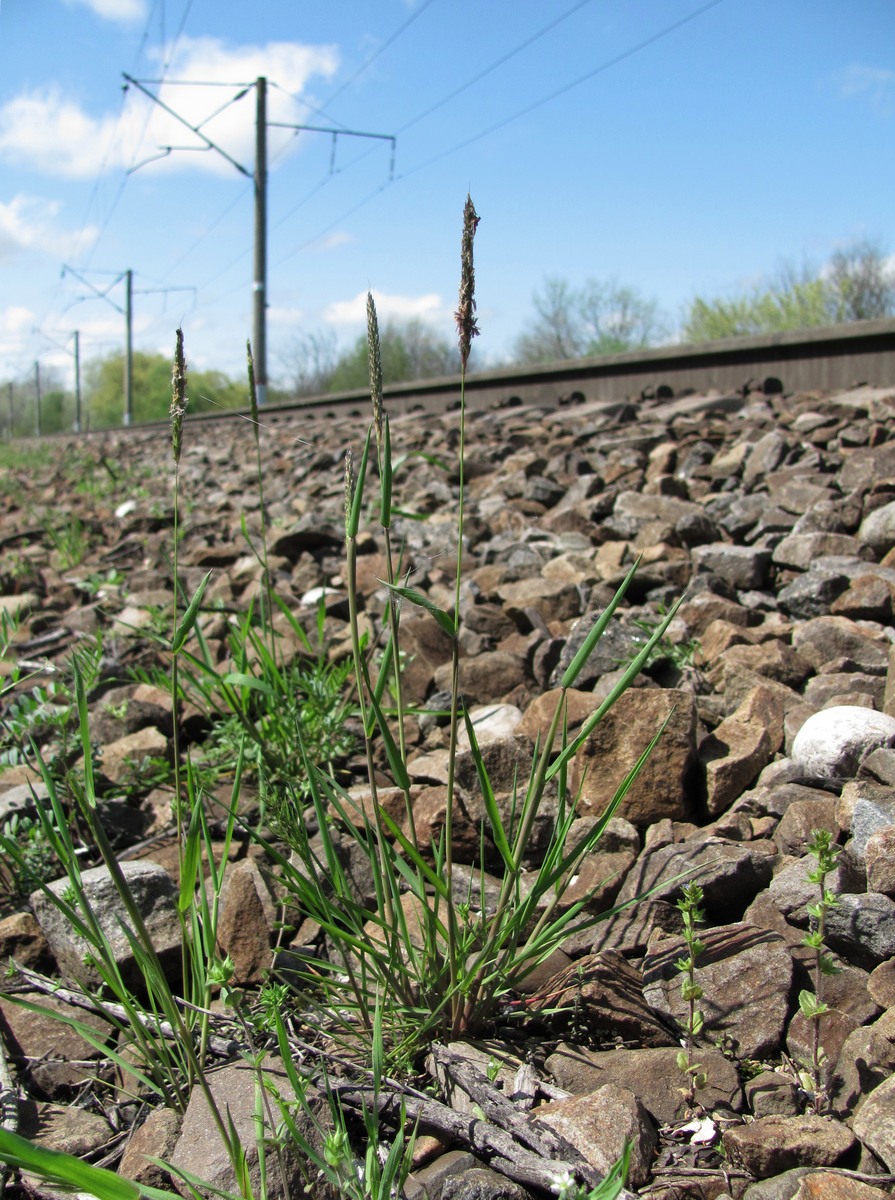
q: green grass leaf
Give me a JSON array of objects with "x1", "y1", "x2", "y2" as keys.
[
  {"x1": 0, "y1": 1127, "x2": 147, "y2": 1200},
  {"x1": 560, "y1": 555, "x2": 641, "y2": 689},
  {"x1": 172, "y1": 569, "x2": 213, "y2": 654},
  {"x1": 221, "y1": 672, "x2": 275, "y2": 696},
  {"x1": 381, "y1": 582, "x2": 455, "y2": 638}
]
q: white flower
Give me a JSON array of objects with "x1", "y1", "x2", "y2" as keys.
[{"x1": 548, "y1": 1169, "x2": 578, "y2": 1199}]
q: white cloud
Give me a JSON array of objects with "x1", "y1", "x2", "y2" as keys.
[
  {"x1": 63, "y1": 0, "x2": 147, "y2": 22},
  {"x1": 268, "y1": 305, "x2": 305, "y2": 327},
  {"x1": 308, "y1": 231, "x2": 353, "y2": 252},
  {"x1": 0, "y1": 36, "x2": 339, "y2": 180},
  {"x1": 324, "y1": 289, "x2": 443, "y2": 325},
  {"x1": 0, "y1": 89, "x2": 123, "y2": 178},
  {"x1": 835, "y1": 64, "x2": 894, "y2": 114},
  {"x1": 0, "y1": 305, "x2": 36, "y2": 368},
  {"x1": 0, "y1": 195, "x2": 99, "y2": 261}
]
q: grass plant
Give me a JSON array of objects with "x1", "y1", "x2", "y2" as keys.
[
  {"x1": 39, "y1": 512, "x2": 93, "y2": 569},
  {"x1": 261, "y1": 196, "x2": 681, "y2": 1063}
]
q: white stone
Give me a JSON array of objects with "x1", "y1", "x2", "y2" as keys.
[
  {"x1": 791, "y1": 706, "x2": 895, "y2": 783},
  {"x1": 859, "y1": 499, "x2": 895, "y2": 554},
  {"x1": 114, "y1": 498, "x2": 138, "y2": 520},
  {"x1": 300, "y1": 585, "x2": 340, "y2": 606},
  {"x1": 456, "y1": 703, "x2": 523, "y2": 749}
]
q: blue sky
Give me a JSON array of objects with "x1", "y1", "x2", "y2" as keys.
[{"x1": 0, "y1": 0, "x2": 893, "y2": 393}]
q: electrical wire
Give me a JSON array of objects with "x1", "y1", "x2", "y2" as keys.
[
  {"x1": 396, "y1": 0, "x2": 597, "y2": 134},
  {"x1": 273, "y1": 0, "x2": 726, "y2": 265},
  {"x1": 400, "y1": 0, "x2": 728, "y2": 179},
  {"x1": 32, "y1": 0, "x2": 197, "y2": 364},
  {"x1": 317, "y1": 0, "x2": 440, "y2": 113},
  {"x1": 264, "y1": 0, "x2": 662, "y2": 245},
  {"x1": 33, "y1": 0, "x2": 726, "y2": 376}
]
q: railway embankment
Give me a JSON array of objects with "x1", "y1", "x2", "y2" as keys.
[{"x1": 1, "y1": 377, "x2": 895, "y2": 1198}]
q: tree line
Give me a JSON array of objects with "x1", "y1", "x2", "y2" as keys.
[{"x1": 3, "y1": 238, "x2": 892, "y2": 434}]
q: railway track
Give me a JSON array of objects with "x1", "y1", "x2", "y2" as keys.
[{"x1": 79, "y1": 317, "x2": 895, "y2": 435}]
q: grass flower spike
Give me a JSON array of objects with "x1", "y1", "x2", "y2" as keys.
[
  {"x1": 455, "y1": 194, "x2": 480, "y2": 371},
  {"x1": 169, "y1": 326, "x2": 187, "y2": 466}
]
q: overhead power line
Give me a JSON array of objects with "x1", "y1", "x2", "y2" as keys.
[
  {"x1": 273, "y1": 0, "x2": 726, "y2": 264},
  {"x1": 319, "y1": 0, "x2": 440, "y2": 112},
  {"x1": 396, "y1": 0, "x2": 597, "y2": 134},
  {"x1": 400, "y1": 0, "x2": 728, "y2": 179}
]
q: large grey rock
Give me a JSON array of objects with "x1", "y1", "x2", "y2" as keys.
[
  {"x1": 722, "y1": 1114, "x2": 856, "y2": 1178},
  {"x1": 641, "y1": 923, "x2": 794, "y2": 1058},
  {"x1": 614, "y1": 837, "x2": 776, "y2": 924},
  {"x1": 550, "y1": 613, "x2": 644, "y2": 691},
  {"x1": 772, "y1": 532, "x2": 870, "y2": 569},
  {"x1": 768, "y1": 854, "x2": 864, "y2": 926},
  {"x1": 30, "y1": 860, "x2": 181, "y2": 989},
  {"x1": 691, "y1": 543, "x2": 772, "y2": 591},
  {"x1": 545, "y1": 1042, "x2": 742, "y2": 1127},
  {"x1": 852, "y1": 1072, "x2": 895, "y2": 1171},
  {"x1": 824, "y1": 892, "x2": 895, "y2": 966},
  {"x1": 778, "y1": 568, "x2": 849, "y2": 618},
  {"x1": 791, "y1": 617, "x2": 890, "y2": 676},
  {"x1": 533, "y1": 1084, "x2": 657, "y2": 1190},
  {"x1": 859, "y1": 498, "x2": 895, "y2": 555},
  {"x1": 791, "y1": 707, "x2": 895, "y2": 784}
]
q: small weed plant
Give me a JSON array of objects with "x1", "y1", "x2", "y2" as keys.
[
  {"x1": 0, "y1": 811, "x2": 60, "y2": 904},
  {"x1": 39, "y1": 512, "x2": 93, "y2": 569},
  {"x1": 798, "y1": 828, "x2": 841, "y2": 1114},
  {"x1": 675, "y1": 882, "x2": 708, "y2": 1110},
  {"x1": 627, "y1": 602, "x2": 700, "y2": 673}
]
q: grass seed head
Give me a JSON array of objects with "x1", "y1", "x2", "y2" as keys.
[
  {"x1": 455, "y1": 194, "x2": 481, "y2": 372},
  {"x1": 366, "y1": 292, "x2": 384, "y2": 441},
  {"x1": 246, "y1": 339, "x2": 259, "y2": 429},
  {"x1": 344, "y1": 446, "x2": 354, "y2": 534},
  {"x1": 170, "y1": 327, "x2": 187, "y2": 465}
]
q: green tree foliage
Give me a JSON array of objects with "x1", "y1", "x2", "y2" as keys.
[
  {"x1": 683, "y1": 239, "x2": 895, "y2": 342},
  {"x1": 326, "y1": 318, "x2": 457, "y2": 392},
  {"x1": 513, "y1": 276, "x2": 666, "y2": 364},
  {"x1": 0, "y1": 369, "x2": 69, "y2": 437},
  {"x1": 84, "y1": 352, "x2": 246, "y2": 427},
  {"x1": 39, "y1": 391, "x2": 72, "y2": 435}
]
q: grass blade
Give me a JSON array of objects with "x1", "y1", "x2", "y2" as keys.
[
  {"x1": 381, "y1": 583, "x2": 455, "y2": 639},
  {"x1": 172, "y1": 570, "x2": 213, "y2": 654},
  {"x1": 560, "y1": 556, "x2": 641, "y2": 690}
]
